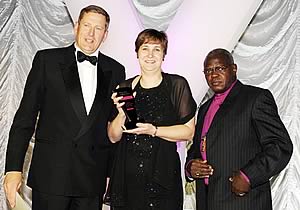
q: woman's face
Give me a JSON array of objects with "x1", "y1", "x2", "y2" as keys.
[{"x1": 138, "y1": 41, "x2": 164, "y2": 73}]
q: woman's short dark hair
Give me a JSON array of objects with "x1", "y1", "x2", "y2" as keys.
[
  {"x1": 78, "y1": 5, "x2": 110, "y2": 30},
  {"x1": 135, "y1": 29, "x2": 168, "y2": 56}
]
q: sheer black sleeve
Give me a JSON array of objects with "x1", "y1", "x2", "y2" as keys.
[{"x1": 167, "y1": 73, "x2": 197, "y2": 124}]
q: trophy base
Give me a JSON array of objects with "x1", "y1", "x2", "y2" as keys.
[{"x1": 125, "y1": 118, "x2": 145, "y2": 130}]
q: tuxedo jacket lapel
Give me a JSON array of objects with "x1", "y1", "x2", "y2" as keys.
[
  {"x1": 76, "y1": 52, "x2": 113, "y2": 139},
  {"x1": 90, "y1": 52, "x2": 112, "y2": 112},
  {"x1": 61, "y1": 45, "x2": 87, "y2": 125}
]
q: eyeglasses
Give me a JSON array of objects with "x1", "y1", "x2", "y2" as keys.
[{"x1": 203, "y1": 66, "x2": 228, "y2": 75}]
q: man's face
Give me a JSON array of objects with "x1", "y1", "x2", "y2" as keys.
[
  {"x1": 204, "y1": 57, "x2": 237, "y2": 93},
  {"x1": 74, "y1": 12, "x2": 108, "y2": 55}
]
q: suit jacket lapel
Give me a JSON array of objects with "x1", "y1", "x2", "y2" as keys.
[
  {"x1": 61, "y1": 44, "x2": 87, "y2": 124},
  {"x1": 194, "y1": 101, "x2": 212, "y2": 157},
  {"x1": 207, "y1": 81, "x2": 243, "y2": 140},
  {"x1": 198, "y1": 100, "x2": 212, "y2": 134},
  {"x1": 76, "y1": 52, "x2": 113, "y2": 139}
]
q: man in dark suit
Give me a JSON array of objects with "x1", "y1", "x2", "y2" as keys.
[
  {"x1": 185, "y1": 48, "x2": 292, "y2": 210},
  {"x1": 3, "y1": 5, "x2": 125, "y2": 210}
]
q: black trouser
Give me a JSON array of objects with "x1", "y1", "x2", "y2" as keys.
[{"x1": 32, "y1": 190, "x2": 101, "y2": 210}]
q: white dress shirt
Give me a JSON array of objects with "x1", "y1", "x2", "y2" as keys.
[{"x1": 75, "y1": 44, "x2": 98, "y2": 115}]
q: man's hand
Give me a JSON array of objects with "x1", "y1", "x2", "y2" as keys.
[
  {"x1": 3, "y1": 172, "x2": 22, "y2": 208},
  {"x1": 229, "y1": 171, "x2": 250, "y2": 196},
  {"x1": 187, "y1": 159, "x2": 214, "y2": 179}
]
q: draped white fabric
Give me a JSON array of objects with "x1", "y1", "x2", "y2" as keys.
[
  {"x1": 131, "y1": 0, "x2": 184, "y2": 30},
  {"x1": 233, "y1": 0, "x2": 299, "y2": 209},
  {"x1": 0, "y1": 0, "x2": 299, "y2": 210},
  {"x1": 0, "y1": 0, "x2": 73, "y2": 209}
]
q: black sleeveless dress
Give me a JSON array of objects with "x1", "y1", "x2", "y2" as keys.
[{"x1": 105, "y1": 73, "x2": 197, "y2": 210}]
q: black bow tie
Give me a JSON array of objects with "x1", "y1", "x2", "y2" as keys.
[{"x1": 77, "y1": 51, "x2": 97, "y2": 66}]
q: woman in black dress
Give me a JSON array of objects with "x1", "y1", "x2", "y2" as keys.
[{"x1": 105, "y1": 29, "x2": 197, "y2": 210}]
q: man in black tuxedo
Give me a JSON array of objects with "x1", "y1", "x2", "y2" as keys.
[
  {"x1": 3, "y1": 5, "x2": 125, "y2": 210},
  {"x1": 185, "y1": 48, "x2": 292, "y2": 210}
]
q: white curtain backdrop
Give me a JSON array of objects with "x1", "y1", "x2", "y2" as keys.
[
  {"x1": 0, "y1": 0, "x2": 74, "y2": 209},
  {"x1": 0, "y1": 0, "x2": 299, "y2": 209},
  {"x1": 131, "y1": 0, "x2": 184, "y2": 31},
  {"x1": 233, "y1": 0, "x2": 299, "y2": 209}
]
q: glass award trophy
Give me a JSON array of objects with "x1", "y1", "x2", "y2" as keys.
[{"x1": 116, "y1": 87, "x2": 139, "y2": 129}]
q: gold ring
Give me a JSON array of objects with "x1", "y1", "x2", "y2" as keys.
[{"x1": 195, "y1": 172, "x2": 200, "y2": 176}]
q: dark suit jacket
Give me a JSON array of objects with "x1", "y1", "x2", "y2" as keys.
[
  {"x1": 186, "y1": 80, "x2": 292, "y2": 210},
  {"x1": 5, "y1": 44, "x2": 125, "y2": 197}
]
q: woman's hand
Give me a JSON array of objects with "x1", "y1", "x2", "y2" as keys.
[
  {"x1": 123, "y1": 123, "x2": 157, "y2": 136},
  {"x1": 111, "y1": 91, "x2": 125, "y2": 116},
  {"x1": 107, "y1": 87, "x2": 129, "y2": 143},
  {"x1": 124, "y1": 117, "x2": 195, "y2": 143}
]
